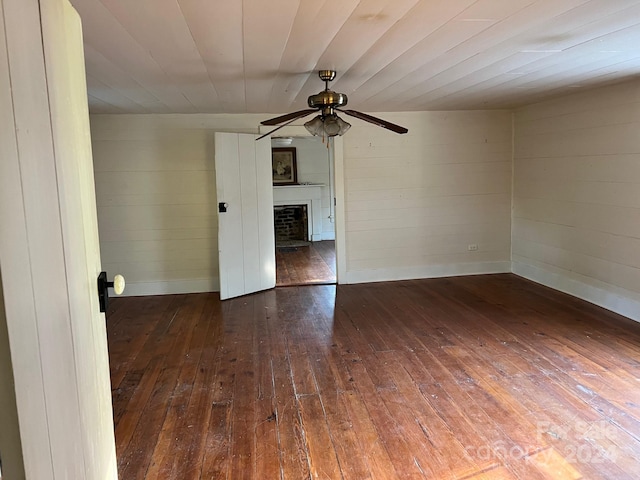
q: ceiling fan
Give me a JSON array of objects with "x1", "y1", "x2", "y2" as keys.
[{"x1": 257, "y1": 70, "x2": 408, "y2": 140}]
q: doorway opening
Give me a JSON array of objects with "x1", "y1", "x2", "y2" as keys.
[{"x1": 272, "y1": 136, "x2": 336, "y2": 286}]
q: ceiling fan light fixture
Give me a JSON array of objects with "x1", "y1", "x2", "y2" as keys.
[
  {"x1": 304, "y1": 115, "x2": 325, "y2": 136},
  {"x1": 324, "y1": 115, "x2": 351, "y2": 136},
  {"x1": 304, "y1": 114, "x2": 351, "y2": 137},
  {"x1": 336, "y1": 116, "x2": 351, "y2": 135},
  {"x1": 323, "y1": 116, "x2": 341, "y2": 136}
]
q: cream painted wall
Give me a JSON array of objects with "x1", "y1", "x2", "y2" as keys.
[
  {"x1": 91, "y1": 114, "x2": 265, "y2": 295},
  {"x1": 513, "y1": 79, "x2": 640, "y2": 322},
  {"x1": 91, "y1": 111, "x2": 513, "y2": 293},
  {"x1": 342, "y1": 111, "x2": 513, "y2": 283}
]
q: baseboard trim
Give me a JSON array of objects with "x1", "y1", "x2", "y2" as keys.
[
  {"x1": 344, "y1": 261, "x2": 511, "y2": 285},
  {"x1": 111, "y1": 262, "x2": 640, "y2": 324},
  {"x1": 512, "y1": 261, "x2": 640, "y2": 323},
  {"x1": 113, "y1": 278, "x2": 220, "y2": 297}
]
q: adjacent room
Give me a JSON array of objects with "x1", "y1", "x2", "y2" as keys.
[
  {"x1": 2, "y1": 0, "x2": 640, "y2": 478},
  {"x1": 271, "y1": 136, "x2": 337, "y2": 286}
]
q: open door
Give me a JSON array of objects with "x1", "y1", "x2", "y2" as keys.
[
  {"x1": 215, "y1": 132, "x2": 276, "y2": 300},
  {"x1": 0, "y1": 0, "x2": 117, "y2": 477}
]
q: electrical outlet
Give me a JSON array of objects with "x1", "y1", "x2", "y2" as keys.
[{"x1": 468, "y1": 244, "x2": 478, "y2": 251}]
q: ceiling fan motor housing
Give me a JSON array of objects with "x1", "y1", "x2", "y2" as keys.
[
  {"x1": 308, "y1": 69, "x2": 348, "y2": 116},
  {"x1": 307, "y1": 90, "x2": 348, "y2": 115}
]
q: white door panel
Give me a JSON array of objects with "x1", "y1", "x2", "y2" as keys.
[
  {"x1": 256, "y1": 139, "x2": 277, "y2": 286},
  {"x1": 42, "y1": 1, "x2": 118, "y2": 477},
  {"x1": 215, "y1": 133, "x2": 275, "y2": 300},
  {"x1": 238, "y1": 137, "x2": 262, "y2": 294}
]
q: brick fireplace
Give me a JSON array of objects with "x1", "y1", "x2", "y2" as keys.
[
  {"x1": 273, "y1": 184, "x2": 324, "y2": 243},
  {"x1": 274, "y1": 204, "x2": 308, "y2": 245}
]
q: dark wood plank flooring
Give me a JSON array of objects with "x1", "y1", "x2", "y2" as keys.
[
  {"x1": 107, "y1": 274, "x2": 640, "y2": 479},
  {"x1": 276, "y1": 240, "x2": 336, "y2": 286}
]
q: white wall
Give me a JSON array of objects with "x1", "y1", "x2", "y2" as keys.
[
  {"x1": 91, "y1": 111, "x2": 513, "y2": 293},
  {"x1": 342, "y1": 111, "x2": 513, "y2": 283},
  {"x1": 281, "y1": 137, "x2": 334, "y2": 239},
  {"x1": 91, "y1": 114, "x2": 265, "y2": 295},
  {"x1": 513, "y1": 79, "x2": 640, "y2": 322}
]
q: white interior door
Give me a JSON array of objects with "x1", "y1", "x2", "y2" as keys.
[
  {"x1": 0, "y1": 0, "x2": 117, "y2": 477},
  {"x1": 215, "y1": 133, "x2": 276, "y2": 300},
  {"x1": 43, "y1": 1, "x2": 118, "y2": 477}
]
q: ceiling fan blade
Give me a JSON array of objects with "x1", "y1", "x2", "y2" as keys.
[
  {"x1": 260, "y1": 109, "x2": 317, "y2": 126},
  {"x1": 256, "y1": 115, "x2": 305, "y2": 141},
  {"x1": 337, "y1": 109, "x2": 408, "y2": 134}
]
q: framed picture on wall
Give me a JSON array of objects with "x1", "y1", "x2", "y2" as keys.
[{"x1": 272, "y1": 147, "x2": 298, "y2": 185}]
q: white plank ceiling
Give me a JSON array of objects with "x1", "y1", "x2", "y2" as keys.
[{"x1": 69, "y1": 0, "x2": 640, "y2": 114}]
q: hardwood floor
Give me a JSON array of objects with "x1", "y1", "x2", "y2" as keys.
[
  {"x1": 107, "y1": 274, "x2": 640, "y2": 479},
  {"x1": 276, "y1": 240, "x2": 336, "y2": 286}
]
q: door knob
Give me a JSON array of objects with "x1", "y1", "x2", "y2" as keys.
[{"x1": 97, "y1": 271, "x2": 125, "y2": 312}]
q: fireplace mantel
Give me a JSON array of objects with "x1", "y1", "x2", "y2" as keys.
[{"x1": 273, "y1": 184, "x2": 325, "y2": 242}]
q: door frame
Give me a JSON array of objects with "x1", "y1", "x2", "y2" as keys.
[{"x1": 260, "y1": 126, "x2": 346, "y2": 283}]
